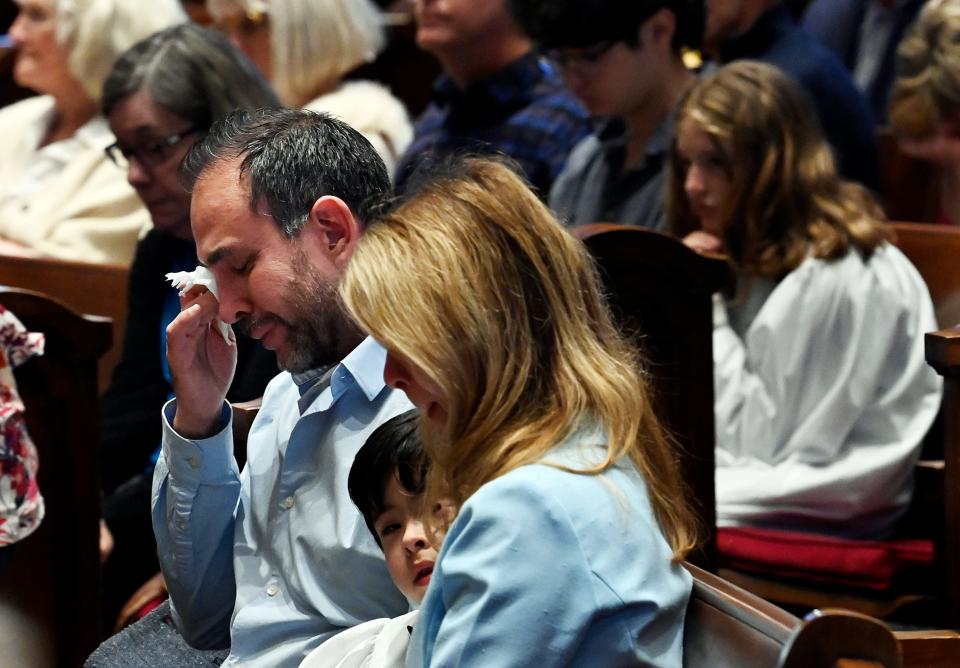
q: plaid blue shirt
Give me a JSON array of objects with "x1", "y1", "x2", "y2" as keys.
[{"x1": 395, "y1": 52, "x2": 591, "y2": 197}]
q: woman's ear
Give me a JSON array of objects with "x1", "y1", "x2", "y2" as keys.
[{"x1": 306, "y1": 195, "x2": 363, "y2": 267}]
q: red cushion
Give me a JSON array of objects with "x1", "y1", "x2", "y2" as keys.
[
  {"x1": 717, "y1": 527, "x2": 935, "y2": 591},
  {"x1": 134, "y1": 594, "x2": 168, "y2": 621}
]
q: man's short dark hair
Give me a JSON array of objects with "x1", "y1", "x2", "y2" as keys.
[
  {"x1": 348, "y1": 410, "x2": 429, "y2": 548},
  {"x1": 180, "y1": 107, "x2": 391, "y2": 236},
  {"x1": 508, "y1": 0, "x2": 705, "y2": 52}
]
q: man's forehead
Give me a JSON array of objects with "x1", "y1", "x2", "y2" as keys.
[
  {"x1": 193, "y1": 155, "x2": 247, "y2": 196},
  {"x1": 190, "y1": 158, "x2": 254, "y2": 260}
]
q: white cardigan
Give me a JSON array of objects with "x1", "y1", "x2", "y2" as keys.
[
  {"x1": 304, "y1": 81, "x2": 412, "y2": 179},
  {"x1": 714, "y1": 244, "x2": 942, "y2": 539},
  {"x1": 0, "y1": 96, "x2": 150, "y2": 264}
]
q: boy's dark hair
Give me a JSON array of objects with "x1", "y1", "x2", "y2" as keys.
[
  {"x1": 508, "y1": 0, "x2": 704, "y2": 53},
  {"x1": 348, "y1": 410, "x2": 429, "y2": 547}
]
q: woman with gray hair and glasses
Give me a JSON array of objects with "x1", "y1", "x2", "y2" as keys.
[
  {"x1": 0, "y1": 0, "x2": 184, "y2": 263},
  {"x1": 94, "y1": 22, "x2": 282, "y2": 641}
]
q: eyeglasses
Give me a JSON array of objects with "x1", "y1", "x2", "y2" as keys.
[
  {"x1": 545, "y1": 42, "x2": 616, "y2": 74},
  {"x1": 105, "y1": 128, "x2": 198, "y2": 171}
]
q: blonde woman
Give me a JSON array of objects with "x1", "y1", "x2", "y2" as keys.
[
  {"x1": 670, "y1": 61, "x2": 942, "y2": 539},
  {"x1": 0, "y1": 0, "x2": 184, "y2": 263},
  {"x1": 341, "y1": 158, "x2": 695, "y2": 667},
  {"x1": 207, "y1": 0, "x2": 411, "y2": 176},
  {"x1": 889, "y1": 0, "x2": 960, "y2": 225}
]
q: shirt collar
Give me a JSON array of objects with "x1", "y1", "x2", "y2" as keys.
[
  {"x1": 330, "y1": 336, "x2": 388, "y2": 402},
  {"x1": 599, "y1": 114, "x2": 673, "y2": 153},
  {"x1": 432, "y1": 51, "x2": 547, "y2": 110}
]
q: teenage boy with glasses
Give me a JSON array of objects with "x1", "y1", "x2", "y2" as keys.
[{"x1": 509, "y1": 0, "x2": 705, "y2": 231}]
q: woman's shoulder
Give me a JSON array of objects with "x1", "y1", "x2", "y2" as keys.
[
  {"x1": 461, "y1": 434, "x2": 656, "y2": 542},
  {"x1": 791, "y1": 243, "x2": 926, "y2": 302},
  {"x1": 305, "y1": 81, "x2": 410, "y2": 129},
  {"x1": 0, "y1": 95, "x2": 54, "y2": 122},
  {"x1": 0, "y1": 96, "x2": 54, "y2": 151}
]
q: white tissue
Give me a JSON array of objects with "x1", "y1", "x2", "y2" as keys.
[{"x1": 166, "y1": 266, "x2": 233, "y2": 345}]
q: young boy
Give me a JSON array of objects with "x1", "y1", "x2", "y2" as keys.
[{"x1": 299, "y1": 410, "x2": 438, "y2": 668}]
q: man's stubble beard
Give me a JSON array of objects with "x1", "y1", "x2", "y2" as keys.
[{"x1": 276, "y1": 249, "x2": 350, "y2": 373}]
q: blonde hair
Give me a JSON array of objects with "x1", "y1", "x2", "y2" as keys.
[
  {"x1": 341, "y1": 158, "x2": 697, "y2": 560},
  {"x1": 54, "y1": 0, "x2": 186, "y2": 103},
  {"x1": 890, "y1": 0, "x2": 960, "y2": 138},
  {"x1": 207, "y1": 0, "x2": 385, "y2": 105},
  {"x1": 668, "y1": 61, "x2": 890, "y2": 280}
]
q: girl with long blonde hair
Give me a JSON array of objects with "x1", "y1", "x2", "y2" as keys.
[
  {"x1": 670, "y1": 60, "x2": 941, "y2": 539},
  {"x1": 341, "y1": 158, "x2": 696, "y2": 666}
]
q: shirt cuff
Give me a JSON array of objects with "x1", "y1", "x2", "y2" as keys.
[{"x1": 161, "y1": 399, "x2": 237, "y2": 486}]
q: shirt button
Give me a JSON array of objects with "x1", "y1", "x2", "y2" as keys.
[
  {"x1": 177, "y1": 519, "x2": 187, "y2": 530},
  {"x1": 282, "y1": 496, "x2": 295, "y2": 509},
  {"x1": 187, "y1": 456, "x2": 201, "y2": 469},
  {"x1": 266, "y1": 584, "x2": 280, "y2": 597}
]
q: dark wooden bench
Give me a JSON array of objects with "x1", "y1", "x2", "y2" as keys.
[
  {"x1": 685, "y1": 563, "x2": 903, "y2": 667},
  {"x1": 574, "y1": 223, "x2": 733, "y2": 568},
  {"x1": 0, "y1": 287, "x2": 111, "y2": 667}
]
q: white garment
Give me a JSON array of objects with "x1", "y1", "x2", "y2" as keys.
[
  {"x1": 304, "y1": 81, "x2": 412, "y2": 179},
  {"x1": 298, "y1": 610, "x2": 417, "y2": 668},
  {"x1": 0, "y1": 96, "x2": 150, "y2": 264},
  {"x1": 714, "y1": 244, "x2": 942, "y2": 539}
]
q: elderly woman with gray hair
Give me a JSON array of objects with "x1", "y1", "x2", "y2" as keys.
[
  {"x1": 0, "y1": 0, "x2": 184, "y2": 263},
  {"x1": 207, "y1": 0, "x2": 412, "y2": 176}
]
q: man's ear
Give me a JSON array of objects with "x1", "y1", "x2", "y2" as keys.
[{"x1": 305, "y1": 195, "x2": 362, "y2": 268}]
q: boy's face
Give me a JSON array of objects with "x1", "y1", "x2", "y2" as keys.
[
  {"x1": 552, "y1": 10, "x2": 675, "y2": 119},
  {"x1": 374, "y1": 475, "x2": 440, "y2": 603}
]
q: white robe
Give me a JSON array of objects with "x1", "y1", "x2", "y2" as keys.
[
  {"x1": 298, "y1": 610, "x2": 417, "y2": 668},
  {"x1": 714, "y1": 244, "x2": 942, "y2": 539}
]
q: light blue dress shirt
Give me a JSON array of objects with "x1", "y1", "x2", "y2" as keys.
[
  {"x1": 153, "y1": 337, "x2": 413, "y2": 667},
  {"x1": 407, "y1": 424, "x2": 692, "y2": 667}
]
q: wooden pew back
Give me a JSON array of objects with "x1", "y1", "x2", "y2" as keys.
[
  {"x1": 575, "y1": 224, "x2": 733, "y2": 568},
  {"x1": 879, "y1": 130, "x2": 941, "y2": 224},
  {"x1": 684, "y1": 563, "x2": 797, "y2": 666},
  {"x1": 891, "y1": 222, "x2": 960, "y2": 328},
  {"x1": 0, "y1": 254, "x2": 128, "y2": 393},
  {"x1": 0, "y1": 287, "x2": 111, "y2": 667},
  {"x1": 923, "y1": 327, "x2": 960, "y2": 628},
  {"x1": 685, "y1": 564, "x2": 904, "y2": 667}
]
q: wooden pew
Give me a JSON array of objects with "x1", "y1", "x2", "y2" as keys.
[
  {"x1": 0, "y1": 287, "x2": 111, "y2": 667},
  {"x1": 892, "y1": 222, "x2": 960, "y2": 328},
  {"x1": 923, "y1": 328, "x2": 960, "y2": 628},
  {"x1": 0, "y1": 254, "x2": 128, "y2": 393},
  {"x1": 878, "y1": 129, "x2": 942, "y2": 224},
  {"x1": 574, "y1": 224, "x2": 733, "y2": 569},
  {"x1": 685, "y1": 563, "x2": 904, "y2": 667},
  {"x1": 898, "y1": 221, "x2": 960, "y2": 628}
]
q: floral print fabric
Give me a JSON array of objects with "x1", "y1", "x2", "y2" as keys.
[{"x1": 0, "y1": 304, "x2": 44, "y2": 546}]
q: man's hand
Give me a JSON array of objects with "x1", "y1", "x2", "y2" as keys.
[
  {"x1": 683, "y1": 230, "x2": 725, "y2": 255},
  {"x1": 99, "y1": 519, "x2": 114, "y2": 565},
  {"x1": 168, "y1": 288, "x2": 237, "y2": 439}
]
